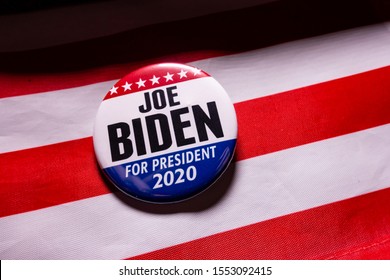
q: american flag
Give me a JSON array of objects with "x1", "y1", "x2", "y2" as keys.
[{"x1": 1, "y1": 0, "x2": 390, "y2": 259}]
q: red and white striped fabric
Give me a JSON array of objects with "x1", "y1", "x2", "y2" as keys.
[{"x1": 1, "y1": 1, "x2": 390, "y2": 259}]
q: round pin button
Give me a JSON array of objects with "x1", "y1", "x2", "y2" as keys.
[{"x1": 93, "y1": 63, "x2": 237, "y2": 203}]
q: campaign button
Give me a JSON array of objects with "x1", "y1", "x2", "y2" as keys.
[{"x1": 93, "y1": 63, "x2": 237, "y2": 203}]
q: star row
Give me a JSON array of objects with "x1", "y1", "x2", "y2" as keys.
[{"x1": 109, "y1": 68, "x2": 202, "y2": 95}]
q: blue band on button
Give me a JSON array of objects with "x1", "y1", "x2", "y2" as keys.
[{"x1": 103, "y1": 139, "x2": 236, "y2": 203}]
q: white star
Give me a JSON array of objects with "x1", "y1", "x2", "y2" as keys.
[
  {"x1": 192, "y1": 68, "x2": 201, "y2": 76},
  {"x1": 136, "y1": 78, "x2": 146, "y2": 88},
  {"x1": 164, "y1": 72, "x2": 174, "y2": 82},
  {"x1": 122, "y1": 82, "x2": 132, "y2": 91},
  {"x1": 178, "y1": 69, "x2": 188, "y2": 79},
  {"x1": 149, "y1": 75, "x2": 160, "y2": 85},
  {"x1": 109, "y1": 86, "x2": 118, "y2": 95}
]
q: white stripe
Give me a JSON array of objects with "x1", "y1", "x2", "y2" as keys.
[
  {"x1": 0, "y1": 81, "x2": 112, "y2": 153},
  {"x1": 1, "y1": 23, "x2": 390, "y2": 153},
  {"x1": 1, "y1": 124, "x2": 389, "y2": 259}
]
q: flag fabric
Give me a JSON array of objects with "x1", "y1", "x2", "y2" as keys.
[{"x1": 1, "y1": 0, "x2": 390, "y2": 259}]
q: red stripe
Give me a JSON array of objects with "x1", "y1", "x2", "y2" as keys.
[
  {"x1": 129, "y1": 187, "x2": 390, "y2": 259},
  {"x1": 1, "y1": 66, "x2": 390, "y2": 217},
  {"x1": 235, "y1": 65, "x2": 390, "y2": 160},
  {"x1": 0, "y1": 138, "x2": 111, "y2": 216}
]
